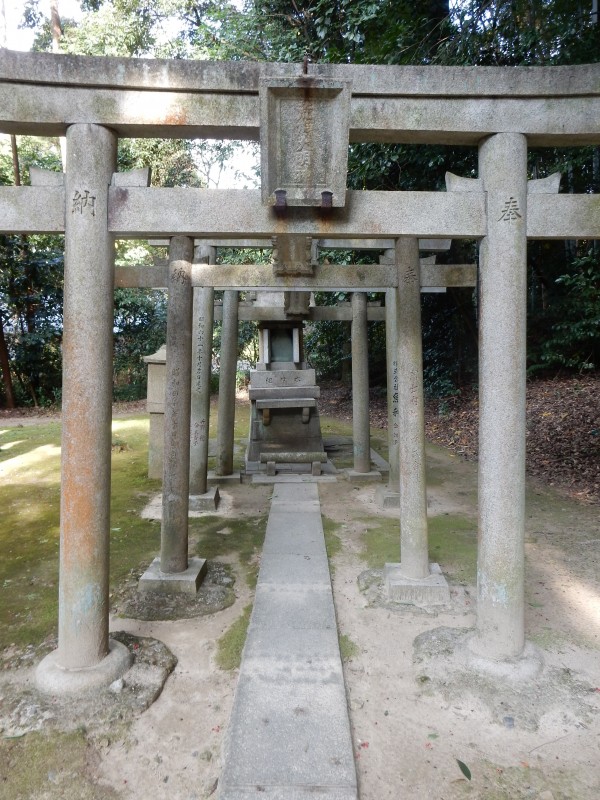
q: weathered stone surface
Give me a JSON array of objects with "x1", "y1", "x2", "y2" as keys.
[
  {"x1": 216, "y1": 290, "x2": 238, "y2": 476},
  {"x1": 0, "y1": 186, "x2": 64, "y2": 233},
  {"x1": 2, "y1": 50, "x2": 600, "y2": 145},
  {"x1": 249, "y1": 386, "x2": 320, "y2": 400},
  {"x1": 251, "y1": 368, "x2": 316, "y2": 388},
  {"x1": 109, "y1": 188, "x2": 487, "y2": 239},
  {"x1": 192, "y1": 262, "x2": 398, "y2": 290},
  {"x1": 260, "y1": 78, "x2": 350, "y2": 207},
  {"x1": 220, "y1": 483, "x2": 356, "y2": 799},
  {"x1": 53, "y1": 123, "x2": 117, "y2": 679},
  {"x1": 161, "y1": 236, "x2": 194, "y2": 574},
  {"x1": 396, "y1": 238, "x2": 429, "y2": 580},
  {"x1": 115, "y1": 261, "x2": 477, "y2": 290},
  {"x1": 351, "y1": 292, "x2": 370, "y2": 473},
  {"x1": 2, "y1": 49, "x2": 599, "y2": 97},
  {"x1": 190, "y1": 274, "x2": 215, "y2": 495},
  {"x1": 256, "y1": 398, "x2": 316, "y2": 409},
  {"x1": 384, "y1": 562, "x2": 450, "y2": 606},
  {"x1": 138, "y1": 556, "x2": 207, "y2": 595},
  {"x1": 474, "y1": 132, "x2": 528, "y2": 660},
  {"x1": 259, "y1": 451, "x2": 327, "y2": 463}
]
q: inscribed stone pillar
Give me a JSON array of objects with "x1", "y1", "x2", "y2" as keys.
[
  {"x1": 385, "y1": 284, "x2": 400, "y2": 489},
  {"x1": 161, "y1": 236, "x2": 194, "y2": 573},
  {"x1": 216, "y1": 290, "x2": 239, "y2": 476},
  {"x1": 474, "y1": 133, "x2": 528, "y2": 659},
  {"x1": 351, "y1": 291, "x2": 370, "y2": 473},
  {"x1": 396, "y1": 238, "x2": 429, "y2": 580},
  {"x1": 41, "y1": 124, "x2": 130, "y2": 686},
  {"x1": 59, "y1": 124, "x2": 116, "y2": 671},
  {"x1": 190, "y1": 245, "x2": 215, "y2": 495}
]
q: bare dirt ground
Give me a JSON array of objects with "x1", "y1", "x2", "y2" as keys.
[
  {"x1": 1, "y1": 382, "x2": 599, "y2": 799},
  {"x1": 94, "y1": 452, "x2": 599, "y2": 800}
]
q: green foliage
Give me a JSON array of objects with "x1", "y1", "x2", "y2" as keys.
[
  {"x1": 113, "y1": 289, "x2": 167, "y2": 400},
  {"x1": 6, "y1": 0, "x2": 599, "y2": 408},
  {"x1": 530, "y1": 252, "x2": 600, "y2": 373}
]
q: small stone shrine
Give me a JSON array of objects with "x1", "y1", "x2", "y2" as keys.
[{"x1": 245, "y1": 290, "x2": 326, "y2": 476}]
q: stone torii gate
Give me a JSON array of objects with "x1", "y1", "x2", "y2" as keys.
[{"x1": 1, "y1": 48, "x2": 599, "y2": 692}]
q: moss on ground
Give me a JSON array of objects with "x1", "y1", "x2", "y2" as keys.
[
  {"x1": 339, "y1": 633, "x2": 359, "y2": 662},
  {"x1": 190, "y1": 514, "x2": 267, "y2": 588},
  {"x1": 216, "y1": 603, "x2": 252, "y2": 670},
  {"x1": 0, "y1": 417, "x2": 163, "y2": 649},
  {"x1": 322, "y1": 516, "x2": 342, "y2": 560},
  {"x1": 0, "y1": 730, "x2": 118, "y2": 800},
  {"x1": 361, "y1": 512, "x2": 477, "y2": 584}
]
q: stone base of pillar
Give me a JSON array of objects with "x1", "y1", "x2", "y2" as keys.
[
  {"x1": 374, "y1": 484, "x2": 400, "y2": 508},
  {"x1": 345, "y1": 469, "x2": 382, "y2": 482},
  {"x1": 35, "y1": 639, "x2": 132, "y2": 695},
  {"x1": 138, "y1": 556, "x2": 207, "y2": 595},
  {"x1": 385, "y1": 562, "x2": 450, "y2": 606},
  {"x1": 414, "y1": 627, "x2": 544, "y2": 687},
  {"x1": 189, "y1": 487, "x2": 220, "y2": 512},
  {"x1": 208, "y1": 470, "x2": 242, "y2": 485},
  {"x1": 466, "y1": 637, "x2": 544, "y2": 682}
]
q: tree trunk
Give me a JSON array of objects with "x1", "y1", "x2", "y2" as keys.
[{"x1": 0, "y1": 316, "x2": 15, "y2": 408}]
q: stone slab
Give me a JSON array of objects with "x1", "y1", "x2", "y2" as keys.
[
  {"x1": 259, "y1": 450, "x2": 325, "y2": 463},
  {"x1": 220, "y1": 482, "x2": 356, "y2": 799},
  {"x1": 251, "y1": 474, "x2": 337, "y2": 484},
  {"x1": 258, "y1": 553, "x2": 332, "y2": 587},
  {"x1": 384, "y1": 562, "x2": 451, "y2": 606},
  {"x1": 256, "y1": 398, "x2": 317, "y2": 410},
  {"x1": 250, "y1": 369, "x2": 316, "y2": 388},
  {"x1": 249, "y1": 386, "x2": 320, "y2": 401},
  {"x1": 207, "y1": 470, "x2": 242, "y2": 485},
  {"x1": 242, "y1": 626, "x2": 341, "y2": 666},
  {"x1": 138, "y1": 556, "x2": 207, "y2": 595},
  {"x1": 108, "y1": 188, "x2": 487, "y2": 240},
  {"x1": 344, "y1": 469, "x2": 382, "y2": 482},
  {"x1": 374, "y1": 484, "x2": 400, "y2": 508},
  {"x1": 221, "y1": 676, "x2": 356, "y2": 789},
  {"x1": 188, "y1": 486, "x2": 220, "y2": 511},
  {"x1": 218, "y1": 788, "x2": 357, "y2": 800},
  {"x1": 270, "y1": 482, "x2": 322, "y2": 506}
]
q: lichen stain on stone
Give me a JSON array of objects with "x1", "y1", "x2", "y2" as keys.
[{"x1": 161, "y1": 107, "x2": 188, "y2": 126}]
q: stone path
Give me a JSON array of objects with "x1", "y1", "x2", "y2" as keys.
[{"x1": 218, "y1": 482, "x2": 358, "y2": 800}]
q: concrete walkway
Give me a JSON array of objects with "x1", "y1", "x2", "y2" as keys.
[{"x1": 219, "y1": 482, "x2": 357, "y2": 800}]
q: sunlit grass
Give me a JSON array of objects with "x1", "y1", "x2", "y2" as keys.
[{"x1": 0, "y1": 416, "x2": 163, "y2": 649}]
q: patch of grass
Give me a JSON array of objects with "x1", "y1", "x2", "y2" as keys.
[
  {"x1": 191, "y1": 514, "x2": 267, "y2": 588},
  {"x1": 339, "y1": 633, "x2": 359, "y2": 662},
  {"x1": 362, "y1": 517, "x2": 399, "y2": 569},
  {"x1": 0, "y1": 730, "x2": 118, "y2": 800},
  {"x1": 216, "y1": 603, "x2": 252, "y2": 670},
  {"x1": 0, "y1": 417, "x2": 164, "y2": 649},
  {"x1": 322, "y1": 516, "x2": 342, "y2": 560},
  {"x1": 360, "y1": 512, "x2": 477, "y2": 583},
  {"x1": 428, "y1": 514, "x2": 477, "y2": 584}
]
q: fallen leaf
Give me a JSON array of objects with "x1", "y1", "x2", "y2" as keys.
[{"x1": 456, "y1": 760, "x2": 472, "y2": 781}]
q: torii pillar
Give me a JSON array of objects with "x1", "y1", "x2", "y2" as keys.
[
  {"x1": 385, "y1": 238, "x2": 450, "y2": 605},
  {"x1": 216, "y1": 290, "x2": 239, "y2": 476},
  {"x1": 36, "y1": 124, "x2": 131, "y2": 693},
  {"x1": 138, "y1": 236, "x2": 208, "y2": 594},
  {"x1": 189, "y1": 243, "x2": 219, "y2": 510},
  {"x1": 471, "y1": 133, "x2": 528, "y2": 661}
]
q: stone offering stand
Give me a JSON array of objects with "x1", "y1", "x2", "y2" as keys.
[{"x1": 1, "y1": 48, "x2": 598, "y2": 699}]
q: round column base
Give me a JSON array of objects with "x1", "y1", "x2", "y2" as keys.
[
  {"x1": 466, "y1": 635, "x2": 544, "y2": 682},
  {"x1": 35, "y1": 639, "x2": 132, "y2": 695}
]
